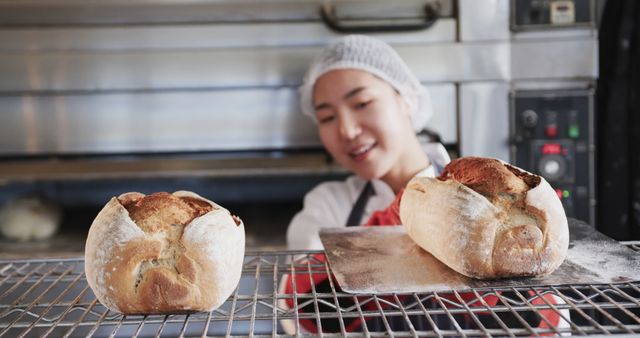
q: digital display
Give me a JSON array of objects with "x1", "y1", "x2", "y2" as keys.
[{"x1": 542, "y1": 143, "x2": 562, "y2": 155}]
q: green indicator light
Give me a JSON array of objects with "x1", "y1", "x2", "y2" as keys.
[
  {"x1": 569, "y1": 125, "x2": 580, "y2": 138},
  {"x1": 563, "y1": 190, "x2": 570, "y2": 198}
]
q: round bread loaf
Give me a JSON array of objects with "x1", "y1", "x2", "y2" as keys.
[
  {"x1": 85, "y1": 191, "x2": 245, "y2": 314},
  {"x1": 399, "y1": 157, "x2": 569, "y2": 279}
]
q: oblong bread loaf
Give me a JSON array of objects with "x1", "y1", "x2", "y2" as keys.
[{"x1": 399, "y1": 157, "x2": 569, "y2": 279}]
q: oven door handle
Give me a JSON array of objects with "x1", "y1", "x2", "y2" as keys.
[{"x1": 320, "y1": 3, "x2": 439, "y2": 33}]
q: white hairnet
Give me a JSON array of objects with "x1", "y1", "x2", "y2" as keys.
[{"x1": 299, "y1": 35, "x2": 432, "y2": 132}]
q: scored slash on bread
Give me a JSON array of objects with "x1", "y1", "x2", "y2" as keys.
[
  {"x1": 84, "y1": 191, "x2": 245, "y2": 314},
  {"x1": 399, "y1": 157, "x2": 569, "y2": 279}
]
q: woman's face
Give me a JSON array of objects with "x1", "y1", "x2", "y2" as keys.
[{"x1": 313, "y1": 69, "x2": 415, "y2": 180}]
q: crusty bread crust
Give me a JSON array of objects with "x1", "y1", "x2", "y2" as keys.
[
  {"x1": 399, "y1": 157, "x2": 568, "y2": 279},
  {"x1": 84, "y1": 191, "x2": 245, "y2": 314}
]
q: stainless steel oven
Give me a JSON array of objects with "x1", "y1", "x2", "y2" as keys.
[{"x1": 0, "y1": 0, "x2": 600, "y2": 254}]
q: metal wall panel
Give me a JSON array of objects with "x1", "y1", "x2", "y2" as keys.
[
  {"x1": 426, "y1": 84, "x2": 457, "y2": 144},
  {"x1": 0, "y1": 84, "x2": 456, "y2": 155},
  {"x1": 0, "y1": 0, "x2": 454, "y2": 26},
  {"x1": 459, "y1": 0, "x2": 511, "y2": 41},
  {"x1": 0, "y1": 44, "x2": 473, "y2": 93},
  {"x1": 0, "y1": 48, "x2": 313, "y2": 92},
  {"x1": 511, "y1": 38, "x2": 598, "y2": 80},
  {"x1": 0, "y1": 20, "x2": 457, "y2": 51},
  {"x1": 512, "y1": 28, "x2": 596, "y2": 40},
  {"x1": 0, "y1": 89, "x2": 312, "y2": 154},
  {"x1": 459, "y1": 82, "x2": 511, "y2": 161},
  {"x1": 0, "y1": 37, "x2": 597, "y2": 92}
]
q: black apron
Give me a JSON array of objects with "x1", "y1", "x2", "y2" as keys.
[{"x1": 343, "y1": 160, "x2": 454, "y2": 332}]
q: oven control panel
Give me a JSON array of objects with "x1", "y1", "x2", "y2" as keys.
[
  {"x1": 510, "y1": 89, "x2": 595, "y2": 224},
  {"x1": 511, "y1": 0, "x2": 595, "y2": 30}
]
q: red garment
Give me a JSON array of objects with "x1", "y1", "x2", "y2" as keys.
[{"x1": 363, "y1": 188, "x2": 404, "y2": 226}]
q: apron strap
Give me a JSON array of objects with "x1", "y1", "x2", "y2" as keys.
[
  {"x1": 344, "y1": 151, "x2": 443, "y2": 227},
  {"x1": 345, "y1": 181, "x2": 375, "y2": 226}
]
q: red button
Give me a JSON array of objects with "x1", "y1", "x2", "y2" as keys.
[
  {"x1": 542, "y1": 143, "x2": 561, "y2": 155},
  {"x1": 556, "y1": 189, "x2": 563, "y2": 199},
  {"x1": 546, "y1": 125, "x2": 558, "y2": 137}
]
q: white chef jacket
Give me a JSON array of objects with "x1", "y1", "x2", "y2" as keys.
[{"x1": 286, "y1": 143, "x2": 451, "y2": 251}]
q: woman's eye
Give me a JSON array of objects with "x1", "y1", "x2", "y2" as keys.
[
  {"x1": 318, "y1": 115, "x2": 335, "y2": 124},
  {"x1": 355, "y1": 100, "x2": 372, "y2": 110}
]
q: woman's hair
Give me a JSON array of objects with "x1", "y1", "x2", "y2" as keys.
[{"x1": 299, "y1": 35, "x2": 433, "y2": 132}]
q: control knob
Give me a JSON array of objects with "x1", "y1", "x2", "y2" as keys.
[
  {"x1": 521, "y1": 109, "x2": 539, "y2": 128},
  {"x1": 538, "y1": 155, "x2": 566, "y2": 182}
]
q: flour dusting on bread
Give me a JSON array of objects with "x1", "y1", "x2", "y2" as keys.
[
  {"x1": 84, "y1": 191, "x2": 245, "y2": 314},
  {"x1": 400, "y1": 157, "x2": 569, "y2": 279}
]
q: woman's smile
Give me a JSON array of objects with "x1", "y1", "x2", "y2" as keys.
[{"x1": 349, "y1": 142, "x2": 378, "y2": 161}]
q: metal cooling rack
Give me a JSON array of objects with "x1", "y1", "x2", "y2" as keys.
[{"x1": 1, "y1": 245, "x2": 640, "y2": 338}]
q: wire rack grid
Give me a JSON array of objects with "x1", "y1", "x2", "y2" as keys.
[{"x1": 1, "y1": 245, "x2": 640, "y2": 338}]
